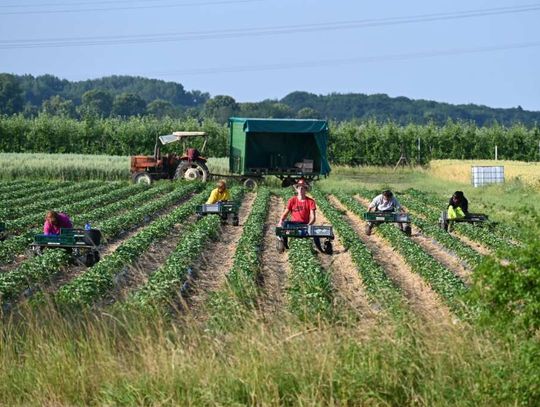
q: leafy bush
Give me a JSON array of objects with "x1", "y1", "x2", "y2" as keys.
[{"x1": 467, "y1": 216, "x2": 540, "y2": 335}]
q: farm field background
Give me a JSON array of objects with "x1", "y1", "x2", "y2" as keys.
[{"x1": 0, "y1": 161, "x2": 538, "y2": 405}]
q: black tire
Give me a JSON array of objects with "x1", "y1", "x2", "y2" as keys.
[
  {"x1": 132, "y1": 172, "x2": 153, "y2": 185},
  {"x1": 174, "y1": 159, "x2": 209, "y2": 182},
  {"x1": 403, "y1": 225, "x2": 412, "y2": 237},
  {"x1": 276, "y1": 238, "x2": 285, "y2": 253},
  {"x1": 93, "y1": 250, "x2": 100, "y2": 264},
  {"x1": 232, "y1": 216, "x2": 239, "y2": 226},
  {"x1": 365, "y1": 223, "x2": 373, "y2": 236},
  {"x1": 84, "y1": 252, "x2": 96, "y2": 267},
  {"x1": 281, "y1": 177, "x2": 295, "y2": 188},
  {"x1": 323, "y1": 240, "x2": 333, "y2": 255},
  {"x1": 243, "y1": 178, "x2": 258, "y2": 189}
]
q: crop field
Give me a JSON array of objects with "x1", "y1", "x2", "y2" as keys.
[{"x1": 0, "y1": 177, "x2": 538, "y2": 405}]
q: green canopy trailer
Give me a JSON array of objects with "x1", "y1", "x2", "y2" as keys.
[{"x1": 228, "y1": 118, "x2": 331, "y2": 187}]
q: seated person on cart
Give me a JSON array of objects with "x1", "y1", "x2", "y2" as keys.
[
  {"x1": 278, "y1": 178, "x2": 316, "y2": 228},
  {"x1": 368, "y1": 190, "x2": 402, "y2": 213},
  {"x1": 206, "y1": 179, "x2": 231, "y2": 204},
  {"x1": 366, "y1": 190, "x2": 403, "y2": 235},
  {"x1": 43, "y1": 211, "x2": 73, "y2": 235},
  {"x1": 447, "y1": 191, "x2": 469, "y2": 220}
]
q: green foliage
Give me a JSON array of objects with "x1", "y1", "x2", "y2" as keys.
[
  {"x1": 0, "y1": 73, "x2": 24, "y2": 115},
  {"x1": 467, "y1": 219, "x2": 540, "y2": 335},
  {"x1": 80, "y1": 89, "x2": 113, "y2": 117},
  {"x1": 204, "y1": 95, "x2": 239, "y2": 123},
  {"x1": 111, "y1": 92, "x2": 146, "y2": 117},
  {"x1": 226, "y1": 188, "x2": 270, "y2": 307}
]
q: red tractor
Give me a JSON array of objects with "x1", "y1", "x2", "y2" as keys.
[{"x1": 130, "y1": 131, "x2": 210, "y2": 184}]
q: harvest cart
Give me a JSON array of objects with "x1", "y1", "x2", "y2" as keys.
[
  {"x1": 30, "y1": 228, "x2": 102, "y2": 266},
  {"x1": 275, "y1": 224, "x2": 334, "y2": 254},
  {"x1": 196, "y1": 202, "x2": 239, "y2": 226},
  {"x1": 438, "y1": 211, "x2": 492, "y2": 232},
  {"x1": 363, "y1": 212, "x2": 412, "y2": 236}
]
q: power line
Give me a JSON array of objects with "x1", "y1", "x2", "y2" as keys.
[
  {"x1": 0, "y1": 0, "x2": 262, "y2": 15},
  {"x1": 1, "y1": 3, "x2": 539, "y2": 48},
  {"x1": 0, "y1": 0, "x2": 190, "y2": 7},
  {"x1": 134, "y1": 41, "x2": 540, "y2": 76}
]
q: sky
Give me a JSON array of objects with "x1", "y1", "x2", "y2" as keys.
[{"x1": 1, "y1": 0, "x2": 539, "y2": 110}]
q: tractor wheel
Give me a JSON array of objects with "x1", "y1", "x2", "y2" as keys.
[
  {"x1": 132, "y1": 172, "x2": 153, "y2": 185},
  {"x1": 232, "y1": 216, "x2": 239, "y2": 226},
  {"x1": 243, "y1": 178, "x2": 258, "y2": 189},
  {"x1": 174, "y1": 159, "x2": 209, "y2": 182},
  {"x1": 403, "y1": 225, "x2": 412, "y2": 237}
]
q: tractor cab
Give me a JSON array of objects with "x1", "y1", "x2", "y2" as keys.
[{"x1": 131, "y1": 131, "x2": 210, "y2": 184}]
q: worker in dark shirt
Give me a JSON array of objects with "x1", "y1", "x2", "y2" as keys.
[{"x1": 447, "y1": 191, "x2": 469, "y2": 219}]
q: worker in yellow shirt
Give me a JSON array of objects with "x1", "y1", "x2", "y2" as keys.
[{"x1": 206, "y1": 179, "x2": 231, "y2": 204}]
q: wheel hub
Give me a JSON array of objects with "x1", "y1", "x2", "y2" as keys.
[{"x1": 184, "y1": 168, "x2": 202, "y2": 181}]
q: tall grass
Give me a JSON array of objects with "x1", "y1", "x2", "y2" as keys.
[
  {"x1": 0, "y1": 153, "x2": 130, "y2": 180},
  {"x1": 0, "y1": 305, "x2": 537, "y2": 406},
  {"x1": 429, "y1": 159, "x2": 540, "y2": 189}
]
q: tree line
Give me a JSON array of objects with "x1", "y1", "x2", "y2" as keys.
[
  {"x1": 1, "y1": 115, "x2": 538, "y2": 165},
  {"x1": 1, "y1": 73, "x2": 539, "y2": 126}
]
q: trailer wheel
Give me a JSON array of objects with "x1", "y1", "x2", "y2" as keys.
[
  {"x1": 243, "y1": 178, "x2": 258, "y2": 189},
  {"x1": 174, "y1": 159, "x2": 209, "y2": 182},
  {"x1": 232, "y1": 216, "x2": 239, "y2": 226},
  {"x1": 132, "y1": 172, "x2": 153, "y2": 185}
]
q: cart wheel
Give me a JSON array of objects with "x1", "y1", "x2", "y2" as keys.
[
  {"x1": 403, "y1": 225, "x2": 412, "y2": 237},
  {"x1": 276, "y1": 238, "x2": 285, "y2": 253},
  {"x1": 196, "y1": 213, "x2": 203, "y2": 222},
  {"x1": 365, "y1": 223, "x2": 373, "y2": 236},
  {"x1": 232, "y1": 216, "x2": 239, "y2": 226},
  {"x1": 84, "y1": 252, "x2": 96, "y2": 267},
  {"x1": 440, "y1": 220, "x2": 449, "y2": 232},
  {"x1": 93, "y1": 250, "x2": 100, "y2": 264},
  {"x1": 323, "y1": 240, "x2": 333, "y2": 255}
]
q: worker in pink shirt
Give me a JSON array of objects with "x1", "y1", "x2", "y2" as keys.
[{"x1": 43, "y1": 211, "x2": 73, "y2": 235}]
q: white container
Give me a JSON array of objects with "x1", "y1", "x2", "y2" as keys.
[{"x1": 471, "y1": 166, "x2": 504, "y2": 187}]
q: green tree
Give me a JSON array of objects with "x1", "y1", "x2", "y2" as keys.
[
  {"x1": 0, "y1": 74, "x2": 24, "y2": 115},
  {"x1": 81, "y1": 89, "x2": 113, "y2": 117},
  {"x1": 112, "y1": 92, "x2": 146, "y2": 117},
  {"x1": 41, "y1": 95, "x2": 76, "y2": 117},
  {"x1": 204, "y1": 95, "x2": 238, "y2": 123},
  {"x1": 146, "y1": 98, "x2": 175, "y2": 118},
  {"x1": 296, "y1": 107, "x2": 321, "y2": 119}
]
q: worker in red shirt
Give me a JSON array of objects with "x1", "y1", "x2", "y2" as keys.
[{"x1": 278, "y1": 178, "x2": 316, "y2": 227}]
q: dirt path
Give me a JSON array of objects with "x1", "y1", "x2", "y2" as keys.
[
  {"x1": 257, "y1": 195, "x2": 290, "y2": 315},
  {"x1": 184, "y1": 193, "x2": 257, "y2": 318},
  {"x1": 330, "y1": 195, "x2": 453, "y2": 323},
  {"x1": 409, "y1": 226, "x2": 471, "y2": 283},
  {"x1": 453, "y1": 233, "x2": 491, "y2": 256},
  {"x1": 314, "y1": 207, "x2": 375, "y2": 318}
]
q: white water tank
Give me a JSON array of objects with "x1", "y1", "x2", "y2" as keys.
[{"x1": 471, "y1": 166, "x2": 504, "y2": 187}]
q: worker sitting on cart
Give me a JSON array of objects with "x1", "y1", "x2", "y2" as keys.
[
  {"x1": 368, "y1": 190, "x2": 403, "y2": 213},
  {"x1": 43, "y1": 210, "x2": 73, "y2": 235},
  {"x1": 206, "y1": 179, "x2": 231, "y2": 204},
  {"x1": 447, "y1": 191, "x2": 469, "y2": 220},
  {"x1": 278, "y1": 178, "x2": 316, "y2": 227}
]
